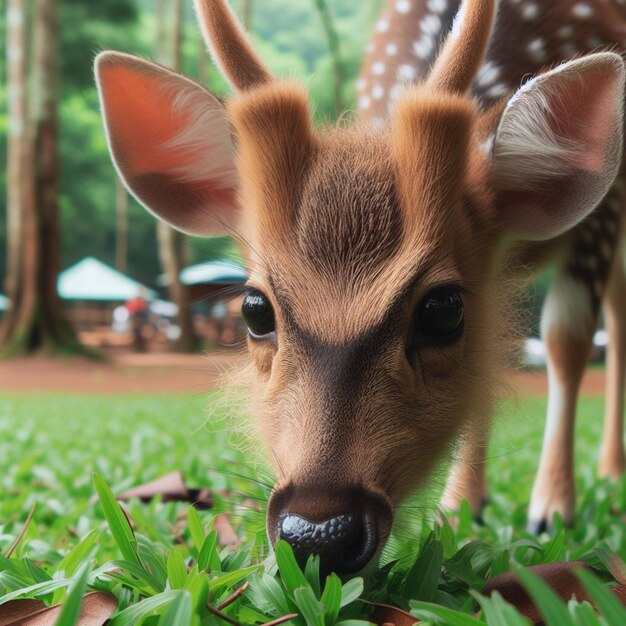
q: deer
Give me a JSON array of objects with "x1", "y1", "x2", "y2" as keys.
[{"x1": 95, "y1": 0, "x2": 625, "y2": 575}]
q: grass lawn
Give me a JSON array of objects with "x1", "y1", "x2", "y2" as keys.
[{"x1": 0, "y1": 391, "x2": 625, "y2": 625}]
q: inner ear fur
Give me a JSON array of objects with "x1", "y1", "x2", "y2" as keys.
[
  {"x1": 391, "y1": 89, "x2": 477, "y2": 240},
  {"x1": 228, "y1": 82, "x2": 316, "y2": 244}
]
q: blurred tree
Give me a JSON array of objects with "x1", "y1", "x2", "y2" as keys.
[
  {"x1": 115, "y1": 179, "x2": 128, "y2": 273},
  {"x1": 155, "y1": 0, "x2": 198, "y2": 352},
  {"x1": 312, "y1": 0, "x2": 344, "y2": 115},
  {"x1": 0, "y1": 0, "x2": 395, "y2": 295},
  {"x1": 240, "y1": 0, "x2": 252, "y2": 29},
  {"x1": 2, "y1": 0, "x2": 81, "y2": 356}
]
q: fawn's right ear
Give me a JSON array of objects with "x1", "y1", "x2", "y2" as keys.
[{"x1": 95, "y1": 51, "x2": 238, "y2": 236}]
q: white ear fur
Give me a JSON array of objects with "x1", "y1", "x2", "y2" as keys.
[
  {"x1": 491, "y1": 52, "x2": 625, "y2": 241},
  {"x1": 95, "y1": 51, "x2": 239, "y2": 236},
  {"x1": 165, "y1": 81, "x2": 238, "y2": 190}
]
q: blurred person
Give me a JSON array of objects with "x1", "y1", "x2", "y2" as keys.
[{"x1": 126, "y1": 288, "x2": 149, "y2": 352}]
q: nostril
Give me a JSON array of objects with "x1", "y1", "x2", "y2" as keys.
[{"x1": 278, "y1": 512, "x2": 377, "y2": 574}]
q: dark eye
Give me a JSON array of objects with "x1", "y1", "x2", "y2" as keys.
[
  {"x1": 411, "y1": 287, "x2": 464, "y2": 347},
  {"x1": 242, "y1": 289, "x2": 276, "y2": 338}
]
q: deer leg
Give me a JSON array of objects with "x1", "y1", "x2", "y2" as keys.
[
  {"x1": 441, "y1": 421, "x2": 490, "y2": 519},
  {"x1": 599, "y1": 218, "x2": 626, "y2": 479},
  {"x1": 527, "y1": 271, "x2": 596, "y2": 533},
  {"x1": 527, "y1": 189, "x2": 622, "y2": 533}
]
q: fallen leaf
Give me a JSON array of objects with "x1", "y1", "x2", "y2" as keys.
[
  {"x1": 0, "y1": 600, "x2": 46, "y2": 626},
  {"x1": 117, "y1": 471, "x2": 213, "y2": 509},
  {"x1": 0, "y1": 592, "x2": 117, "y2": 626},
  {"x1": 483, "y1": 561, "x2": 626, "y2": 624},
  {"x1": 215, "y1": 514, "x2": 240, "y2": 548},
  {"x1": 370, "y1": 602, "x2": 418, "y2": 626}
]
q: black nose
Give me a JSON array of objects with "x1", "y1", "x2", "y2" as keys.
[
  {"x1": 267, "y1": 485, "x2": 392, "y2": 575},
  {"x1": 279, "y1": 510, "x2": 376, "y2": 574}
]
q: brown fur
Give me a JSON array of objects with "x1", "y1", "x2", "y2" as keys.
[
  {"x1": 195, "y1": 0, "x2": 271, "y2": 90},
  {"x1": 426, "y1": 0, "x2": 496, "y2": 94},
  {"x1": 226, "y1": 85, "x2": 510, "y2": 508}
]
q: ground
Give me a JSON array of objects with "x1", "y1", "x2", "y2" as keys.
[
  {"x1": 0, "y1": 350, "x2": 608, "y2": 394},
  {"x1": 0, "y1": 354, "x2": 625, "y2": 625}
]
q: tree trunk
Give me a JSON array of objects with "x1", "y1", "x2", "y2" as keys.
[
  {"x1": 155, "y1": 0, "x2": 198, "y2": 352},
  {"x1": 312, "y1": 0, "x2": 345, "y2": 116},
  {"x1": 5, "y1": 0, "x2": 28, "y2": 303},
  {"x1": 197, "y1": 32, "x2": 208, "y2": 85},
  {"x1": 240, "y1": 0, "x2": 252, "y2": 29},
  {"x1": 1, "y1": 0, "x2": 81, "y2": 356},
  {"x1": 115, "y1": 178, "x2": 128, "y2": 273}
]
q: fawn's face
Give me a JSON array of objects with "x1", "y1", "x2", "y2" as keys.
[
  {"x1": 96, "y1": 0, "x2": 624, "y2": 574},
  {"x1": 233, "y1": 87, "x2": 500, "y2": 571}
]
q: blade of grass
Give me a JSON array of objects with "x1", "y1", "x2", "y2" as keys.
[
  {"x1": 187, "y1": 507, "x2": 206, "y2": 554},
  {"x1": 576, "y1": 568, "x2": 626, "y2": 624},
  {"x1": 293, "y1": 586, "x2": 325, "y2": 626},
  {"x1": 410, "y1": 600, "x2": 485, "y2": 625},
  {"x1": 274, "y1": 541, "x2": 309, "y2": 597},
  {"x1": 157, "y1": 590, "x2": 193, "y2": 626},
  {"x1": 321, "y1": 574, "x2": 342, "y2": 626},
  {"x1": 515, "y1": 566, "x2": 575, "y2": 626},
  {"x1": 5, "y1": 502, "x2": 36, "y2": 558},
  {"x1": 93, "y1": 473, "x2": 139, "y2": 565},
  {"x1": 53, "y1": 560, "x2": 92, "y2": 626},
  {"x1": 167, "y1": 551, "x2": 187, "y2": 590}
]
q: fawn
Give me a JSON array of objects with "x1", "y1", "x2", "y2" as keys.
[{"x1": 96, "y1": 0, "x2": 625, "y2": 574}]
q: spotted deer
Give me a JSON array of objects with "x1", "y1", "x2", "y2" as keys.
[{"x1": 95, "y1": 0, "x2": 625, "y2": 573}]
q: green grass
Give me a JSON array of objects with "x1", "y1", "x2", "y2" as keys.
[{"x1": 0, "y1": 392, "x2": 625, "y2": 625}]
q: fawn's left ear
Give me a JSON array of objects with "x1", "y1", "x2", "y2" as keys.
[{"x1": 488, "y1": 52, "x2": 625, "y2": 241}]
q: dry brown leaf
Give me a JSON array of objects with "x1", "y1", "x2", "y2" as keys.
[
  {"x1": 0, "y1": 600, "x2": 46, "y2": 625},
  {"x1": 483, "y1": 561, "x2": 626, "y2": 624},
  {"x1": 215, "y1": 514, "x2": 240, "y2": 549},
  {"x1": 0, "y1": 591, "x2": 117, "y2": 626},
  {"x1": 599, "y1": 550, "x2": 626, "y2": 585},
  {"x1": 370, "y1": 602, "x2": 418, "y2": 626},
  {"x1": 117, "y1": 471, "x2": 213, "y2": 509}
]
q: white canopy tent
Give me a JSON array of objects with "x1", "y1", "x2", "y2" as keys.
[{"x1": 57, "y1": 257, "x2": 156, "y2": 302}]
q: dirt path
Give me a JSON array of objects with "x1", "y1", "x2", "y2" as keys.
[
  {"x1": 510, "y1": 367, "x2": 606, "y2": 396},
  {"x1": 0, "y1": 351, "x2": 246, "y2": 394},
  {"x1": 0, "y1": 352, "x2": 606, "y2": 395}
]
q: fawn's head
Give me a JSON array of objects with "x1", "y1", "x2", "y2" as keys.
[{"x1": 96, "y1": 0, "x2": 624, "y2": 573}]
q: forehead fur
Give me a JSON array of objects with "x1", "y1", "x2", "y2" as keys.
[
  {"x1": 295, "y1": 130, "x2": 403, "y2": 281},
  {"x1": 234, "y1": 86, "x2": 483, "y2": 340}
]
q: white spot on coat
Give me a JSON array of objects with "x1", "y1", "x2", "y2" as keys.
[
  {"x1": 486, "y1": 83, "x2": 509, "y2": 98},
  {"x1": 390, "y1": 84, "x2": 405, "y2": 100},
  {"x1": 397, "y1": 64, "x2": 417, "y2": 81},
  {"x1": 413, "y1": 36, "x2": 435, "y2": 59},
  {"x1": 421, "y1": 14, "x2": 442, "y2": 35},
  {"x1": 427, "y1": 0, "x2": 447, "y2": 12},
  {"x1": 356, "y1": 78, "x2": 367, "y2": 91},
  {"x1": 376, "y1": 19, "x2": 390, "y2": 33},
  {"x1": 396, "y1": 0, "x2": 411, "y2": 13},
  {"x1": 521, "y1": 3, "x2": 539, "y2": 19},
  {"x1": 572, "y1": 3, "x2": 593, "y2": 18},
  {"x1": 385, "y1": 43, "x2": 398, "y2": 56},
  {"x1": 476, "y1": 61, "x2": 501, "y2": 87},
  {"x1": 372, "y1": 84, "x2": 385, "y2": 99},
  {"x1": 359, "y1": 95, "x2": 371, "y2": 109},
  {"x1": 528, "y1": 38, "x2": 548, "y2": 62},
  {"x1": 372, "y1": 61, "x2": 385, "y2": 75}
]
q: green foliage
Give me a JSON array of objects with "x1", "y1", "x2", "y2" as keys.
[
  {"x1": 1, "y1": 0, "x2": 383, "y2": 286},
  {"x1": 0, "y1": 393, "x2": 626, "y2": 625}
]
